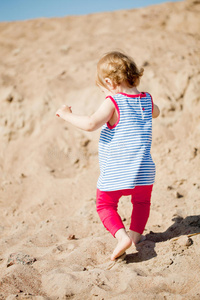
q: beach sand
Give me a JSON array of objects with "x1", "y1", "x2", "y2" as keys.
[{"x1": 0, "y1": 0, "x2": 200, "y2": 298}]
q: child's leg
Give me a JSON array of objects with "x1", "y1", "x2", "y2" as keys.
[
  {"x1": 96, "y1": 189, "x2": 132, "y2": 260},
  {"x1": 111, "y1": 228, "x2": 132, "y2": 261},
  {"x1": 129, "y1": 185, "x2": 153, "y2": 245},
  {"x1": 96, "y1": 189, "x2": 125, "y2": 237}
]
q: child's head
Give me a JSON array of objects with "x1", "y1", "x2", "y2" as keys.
[{"x1": 96, "y1": 51, "x2": 144, "y2": 90}]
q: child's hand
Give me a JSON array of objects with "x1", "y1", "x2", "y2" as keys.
[{"x1": 56, "y1": 105, "x2": 72, "y2": 118}]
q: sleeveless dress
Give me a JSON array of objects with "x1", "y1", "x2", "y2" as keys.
[{"x1": 97, "y1": 92, "x2": 156, "y2": 192}]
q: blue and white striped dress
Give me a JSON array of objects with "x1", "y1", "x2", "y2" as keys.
[{"x1": 97, "y1": 92, "x2": 156, "y2": 191}]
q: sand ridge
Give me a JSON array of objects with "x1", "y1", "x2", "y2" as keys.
[{"x1": 0, "y1": 0, "x2": 200, "y2": 298}]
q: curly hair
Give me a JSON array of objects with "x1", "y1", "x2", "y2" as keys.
[{"x1": 96, "y1": 51, "x2": 144, "y2": 88}]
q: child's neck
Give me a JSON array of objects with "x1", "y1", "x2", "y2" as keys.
[{"x1": 113, "y1": 83, "x2": 140, "y2": 95}]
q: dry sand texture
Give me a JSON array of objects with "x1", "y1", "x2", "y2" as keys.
[{"x1": 0, "y1": 0, "x2": 200, "y2": 298}]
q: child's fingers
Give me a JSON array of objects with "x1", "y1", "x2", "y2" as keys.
[
  {"x1": 56, "y1": 105, "x2": 72, "y2": 117},
  {"x1": 62, "y1": 105, "x2": 71, "y2": 109}
]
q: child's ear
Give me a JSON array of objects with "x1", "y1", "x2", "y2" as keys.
[{"x1": 104, "y1": 77, "x2": 114, "y2": 89}]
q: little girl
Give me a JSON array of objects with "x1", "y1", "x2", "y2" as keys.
[{"x1": 56, "y1": 51, "x2": 160, "y2": 260}]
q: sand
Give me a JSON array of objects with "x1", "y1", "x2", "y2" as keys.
[{"x1": 0, "y1": 0, "x2": 200, "y2": 298}]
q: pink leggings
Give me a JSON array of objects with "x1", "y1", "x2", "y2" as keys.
[{"x1": 96, "y1": 185, "x2": 153, "y2": 237}]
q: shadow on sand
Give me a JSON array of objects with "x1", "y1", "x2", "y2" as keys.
[{"x1": 125, "y1": 214, "x2": 200, "y2": 264}]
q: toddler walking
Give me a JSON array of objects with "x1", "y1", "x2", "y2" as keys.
[{"x1": 56, "y1": 51, "x2": 160, "y2": 260}]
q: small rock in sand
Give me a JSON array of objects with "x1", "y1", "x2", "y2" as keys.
[
  {"x1": 67, "y1": 234, "x2": 76, "y2": 240},
  {"x1": 20, "y1": 173, "x2": 27, "y2": 178},
  {"x1": 7, "y1": 252, "x2": 37, "y2": 267},
  {"x1": 177, "y1": 236, "x2": 193, "y2": 247},
  {"x1": 175, "y1": 191, "x2": 184, "y2": 198},
  {"x1": 167, "y1": 185, "x2": 173, "y2": 190}
]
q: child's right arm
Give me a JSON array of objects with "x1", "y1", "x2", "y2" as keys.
[
  {"x1": 55, "y1": 97, "x2": 115, "y2": 132},
  {"x1": 152, "y1": 103, "x2": 160, "y2": 118}
]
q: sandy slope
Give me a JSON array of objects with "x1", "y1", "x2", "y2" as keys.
[{"x1": 0, "y1": 0, "x2": 200, "y2": 298}]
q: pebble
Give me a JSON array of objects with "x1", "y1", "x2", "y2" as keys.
[
  {"x1": 68, "y1": 234, "x2": 76, "y2": 240},
  {"x1": 7, "y1": 252, "x2": 36, "y2": 267},
  {"x1": 167, "y1": 185, "x2": 173, "y2": 190},
  {"x1": 177, "y1": 236, "x2": 193, "y2": 247},
  {"x1": 20, "y1": 173, "x2": 27, "y2": 178},
  {"x1": 166, "y1": 258, "x2": 173, "y2": 266},
  {"x1": 191, "y1": 147, "x2": 198, "y2": 159},
  {"x1": 175, "y1": 191, "x2": 184, "y2": 198},
  {"x1": 81, "y1": 139, "x2": 90, "y2": 147}
]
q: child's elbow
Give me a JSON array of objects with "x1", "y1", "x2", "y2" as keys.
[
  {"x1": 86, "y1": 119, "x2": 96, "y2": 131},
  {"x1": 152, "y1": 105, "x2": 160, "y2": 118},
  {"x1": 152, "y1": 111, "x2": 160, "y2": 118},
  {"x1": 87, "y1": 126, "x2": 95, "y2": 132}
]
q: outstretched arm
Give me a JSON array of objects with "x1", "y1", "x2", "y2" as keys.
[{"x1": 55, "y1": 97, "x2": 115, "y2": 131}]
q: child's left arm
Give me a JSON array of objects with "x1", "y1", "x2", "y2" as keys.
[
  {"x1": 152, "y1": 103, "x2": 160, "y2": 118},
  {"x1": 55, "y1": 97, "x2": 115, "y2": 131}
]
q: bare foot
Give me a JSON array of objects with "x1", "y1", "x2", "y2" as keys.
[
  {"x1": 129, "y1": 230, "x2": 146, "y2": 245},
  {"x1": 111, "y1": 228, "x2": 132, "y2": 261}
]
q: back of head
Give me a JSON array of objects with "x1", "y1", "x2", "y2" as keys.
[{"x1": 96, "y1": 51, "x2": 144, "y2": 89}]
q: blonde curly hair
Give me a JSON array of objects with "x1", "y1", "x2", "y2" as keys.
[{"x1": 96, "y1": 51, "x2": 144, "y2": 89}]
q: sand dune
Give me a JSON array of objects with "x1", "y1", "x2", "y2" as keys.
[{"x1": 0, "y1": 0, "x2": 200, "y2": 298}]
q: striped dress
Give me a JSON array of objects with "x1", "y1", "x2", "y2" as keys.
[{"x1": 97, "y1": 92, "x2": 156, "y2": 191}]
